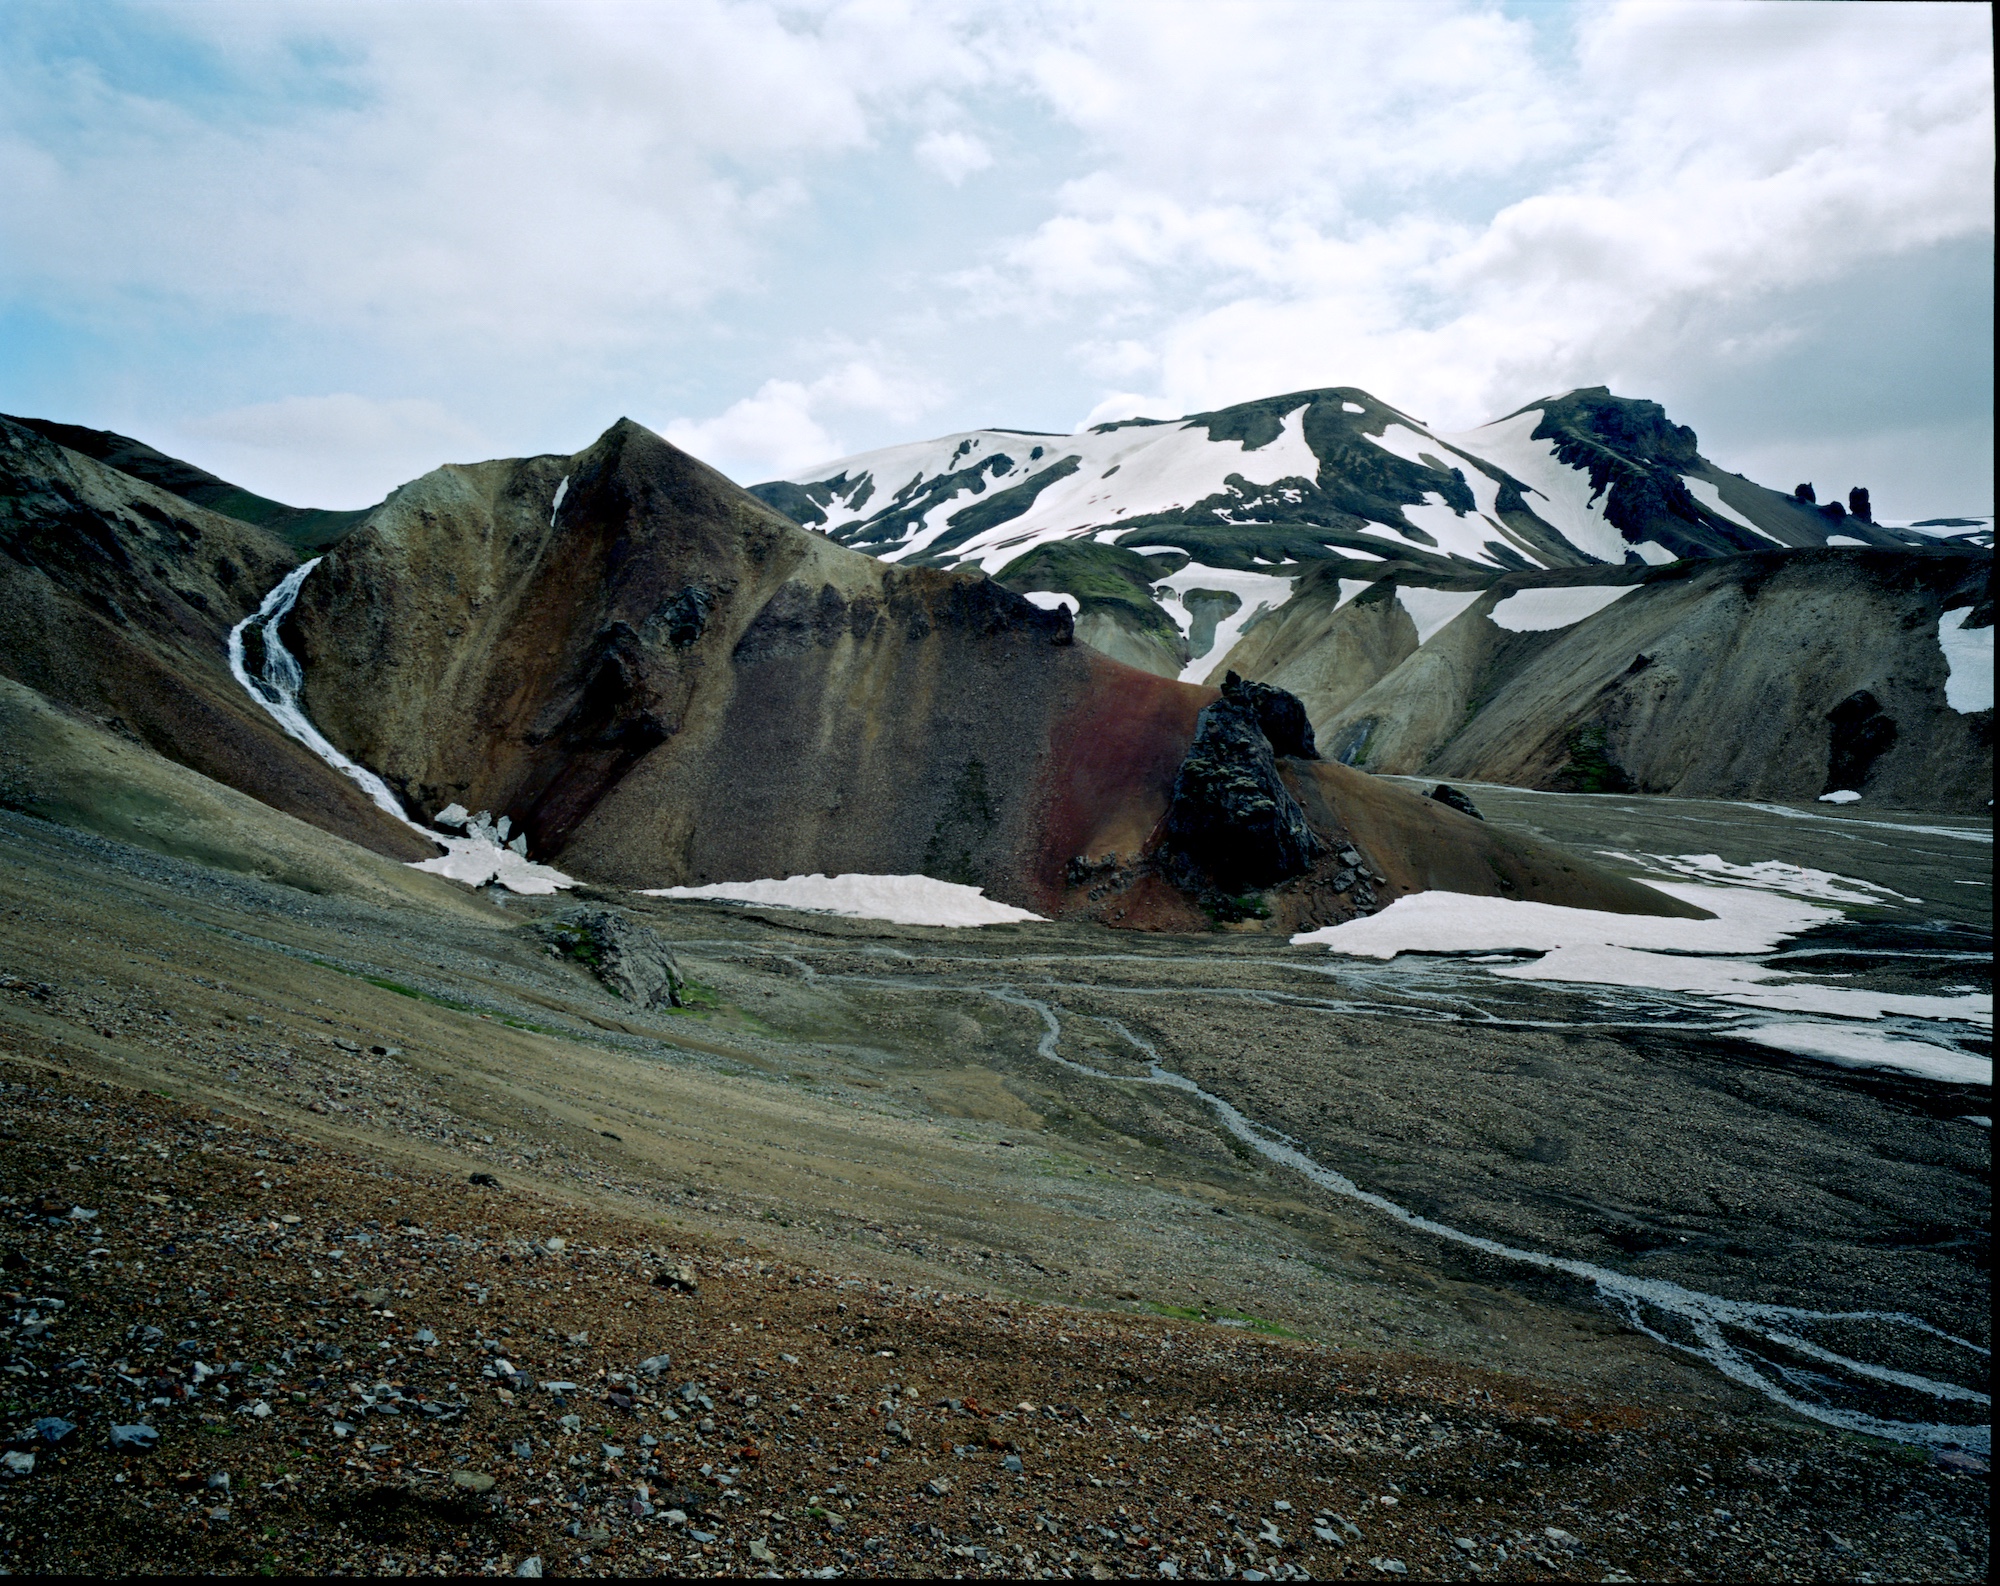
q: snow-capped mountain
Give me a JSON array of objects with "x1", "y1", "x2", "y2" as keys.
[{"x1": 752, "y1": 386, "x2": 1929, "y2": 682}]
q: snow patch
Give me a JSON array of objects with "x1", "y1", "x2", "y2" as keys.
[
  {"x1": 1682, "y1": 476, "x2": 1776, "y2": 539},
  {"x1": 1294, "y1": 881, "x2": 1990, "y2": 1082},
  {"x1": 1396, "y1": 587, "x2": 1481, "y2": 644},
  {"x1": 1489, "y1": 583, "x2": 1637, "y2": 632},
  {"x1": 1826, "y1": 535, "x2": 1870, "y2": 547},
  {"x1": 1341, "y1": 402, "x2": 1365, "y2": 414},
  {"x1": 642, "y1": 873, "x2": 1044, "y2": 928},
  {"x1": 1152, "y1": 563, "x2": 1299, "y2": 682},
  {"x1": 1021, "y1": 590, "x2": 1079, "y2": 615},
  {"x1": 550, "y1": 475, "x2": 569, "y2": 527},
  {"x1": 1431, "y1": 410, "x2": 1630, "y2": 565},
  {"x1": 1598, "y1": 851, "x2": 1917, "y2": 906},
  {"x1": 1292, "y1": 882, "x2": 1822, "y2": 961},
  {"x1": 1738, "y1": 1024, "x2": 1989, "y2": 1087},
  {"x1": 1818, "y1": 789, "x2": 1862, "y2": 804},
  {"x1": 1634, "y1": 541, "x2": 1677, "y2": 565},
  {"x1": 1937, "y1": 607, "x2": 1994, "y2": 713}
]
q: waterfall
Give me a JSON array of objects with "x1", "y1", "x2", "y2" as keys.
[{"x1": 226, "y1": 561, "x2": 574, "y2": 895}]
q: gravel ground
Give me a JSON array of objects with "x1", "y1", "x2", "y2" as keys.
[{"x1": 0, "y1": 1066, "x2": 1987, "y2": 1581}]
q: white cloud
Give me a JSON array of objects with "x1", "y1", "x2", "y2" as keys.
[
  {"x1": 164, "y1": 394, "x2": 486, "y2": 508},
  {"x1": 2, "y1": 0, "x2": 1987, "y2": 510},
  {"x1": 663, "y1": 357, "x2": 944, "y2": 480},
  {"x1": 966, "y1": 0, "x2": 1993, "y2": 434},
  {"x1": 915, "y1": 129, "x2": 994, "y2": 183},
  {"x1": 0, "y1": 0, "x2": 928, "y2": 353}
]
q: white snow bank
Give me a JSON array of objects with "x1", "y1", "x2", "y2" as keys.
[
  {"x1": 1826, "y1": 535, "x2": 1870, "y2": 547},
  {"x1": 1021, "y1": 590, "x2": 1080, "y2": 615},
  {"x1": 1739, "y1": 1024, "x2": 1990, "y2": 1087},
  {"x1": 1292, "y1": 882, "x2": 1823, "y2": 961},
  {"x1": 1397, "y1": 587, "x2": 1481, "y2": 644},
  {"x1": 1818, "y1": 790, "x2": 1862, "y2": 804},
  {"x1": 1937, "y1": 607, "x2": 1994, "y2": 714},
  {"x1": 1596, "y1": 851, "x2": 1916, "y2": 906},
  {"x1": 413, "y1": 836, "x2": 574, "y2": 896},
  {"x1": 1489, "y1": 583, "x2": 1637, "y2": 632},
  {"x1": 1293, "y1": 882, "x2": 1991, "y2": 1079},
  {"x1": 642, "y1": 873, "x2": 1044, "y2": 928},
  {"x1": 1493, "y1": 941, "x2": 1989, "y2": 1025},
  {"x1": 1682, "y1": 476, "x2": 1775, "y2": 539}
]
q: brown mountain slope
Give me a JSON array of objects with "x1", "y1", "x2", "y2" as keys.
[{"x1": 0, "y1": 418, "x2": 432, "y2": 859}]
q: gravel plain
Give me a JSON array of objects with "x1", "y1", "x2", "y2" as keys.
[{"x1": 0, "y1": 803, "x2": 1989, "y2": 1578}]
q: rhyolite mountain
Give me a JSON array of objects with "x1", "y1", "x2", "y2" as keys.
[
  {"x1": 751, "y1": 385, "x2": 1955, "y2": 682},
  {"x1": 757, "y1": 387, "x2": 1992, "y2": 809},
  {"x1": 0, "y1": 411, "x2": 1686, "y2": 930}
]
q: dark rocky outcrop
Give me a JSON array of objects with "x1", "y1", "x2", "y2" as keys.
[
  {"x1": 1160, "y1": 681, "x2": 1320, "y2": 891},
  {"x1": 1823, "y1": 690, "x2": 1899, "y2": 796},
  {"x1": 1428, "y1": 784, "x2": 1483, "y2": 820},
  {"x1": 532, "y1": 908, "x2": 684, "y2": 1009},
  {"x1": 1848, "y1": 487, "x2": 1872, "y2": 522},
  {"x1": 1220, "y1": 671, "x2": 1318, "y2": 758}
]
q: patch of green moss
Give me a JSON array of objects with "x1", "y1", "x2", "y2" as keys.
[
  {"x1": 1553, "y1": 724, "x2": 1634, "y2": 793},
  {"x1": 1203, "y1": 893, "x2": 1271, "y2": 925}
]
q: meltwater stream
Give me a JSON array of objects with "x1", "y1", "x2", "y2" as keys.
[
  {"x1": 981, "y1": 987, "x2": 1990, "y2": 1453},
  {"x1": 226, "y1": 558, "x2": 422, "y2": 830},
  {"x1": 226, "y1": 563, "x2": 574, "y2": 893}
]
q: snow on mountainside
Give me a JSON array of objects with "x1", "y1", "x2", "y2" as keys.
[{"x1": 752, "y1": 386, "x2": 1930, "y2": 683}]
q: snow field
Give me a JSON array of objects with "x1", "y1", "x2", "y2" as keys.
[
  {"x1": 1391, "y1": 586, "x2": 1482, "y2": 643},
  {"x1": 1293, "y1": 877, "x2": 1990, "y2": 1086},
  {"x1": 1488, "y1": 582, "x2": 1637, "y2": 632},
  {"x1": 1430, "y1": 409, "x2": 1631, "y2": 565},
  {"x1": 1936, "y1": 606, "x2": 1994, "y2": 714},
  {"x1": 642, "y1": 873, "x2": 1044, "y2": 927},
  {"x1": 1681, "y1": 476, "x2": 1776, "y2": 539}
]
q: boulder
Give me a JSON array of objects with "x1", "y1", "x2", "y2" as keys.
[
  {"x1": 1427, "y1": 784, "x2": 1483, "y2": 820},
  {"x1": 533, "y1": 908, "x2": 685, "y2": 1009},
  {"x1": 1847, "y1": 487, "x2": 1872, "y2": 523}
]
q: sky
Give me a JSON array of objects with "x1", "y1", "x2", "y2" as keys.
[{"x1": 2, "y1": 0, "x2": 1992, "y2": 518}]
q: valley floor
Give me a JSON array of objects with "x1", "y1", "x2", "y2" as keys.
[{"x1": 0, "y1": 797, "x2": 1988, "y2": 1579}]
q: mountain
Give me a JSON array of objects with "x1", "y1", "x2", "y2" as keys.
[
  {"x1": 0, "y1": 417, "x2": 434, "y2": 859},
  {"x1": 751, "y1": 386, "x2": 1939, "y2": 684},
  {"x1": 0, "y1": 411, "x2": 1688, "y2": 929},
  {"x1": 754, "y1": 386, "x2": 1993, "y2": 809},
  {"x1": 3, "y1": 414, "x2": 377, "y2": 554},
  {"x1": 1229, "y1": 550, "x2": 1992, "y2": 808}
]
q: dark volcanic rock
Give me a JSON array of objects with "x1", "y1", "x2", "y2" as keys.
[
  {"x1": 533, "y1": 908, "x2": 684, "y2": 1009},
  {"x1": 1161, "y1": 685, "x2": 1321, "y2": 890},
  {"x1": 1220, "y1": 671, "x2": 1318, "y2": 759},
  {"x1": 1848, "y1": 487, "x2": 1872, "y2": 522},
  {"x1": 1823, "y1": 690, "x2": 1899, "y2": 796},
  {"x1": 1428, "y1": 784, "x2": 1483, "y2": 820}
]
